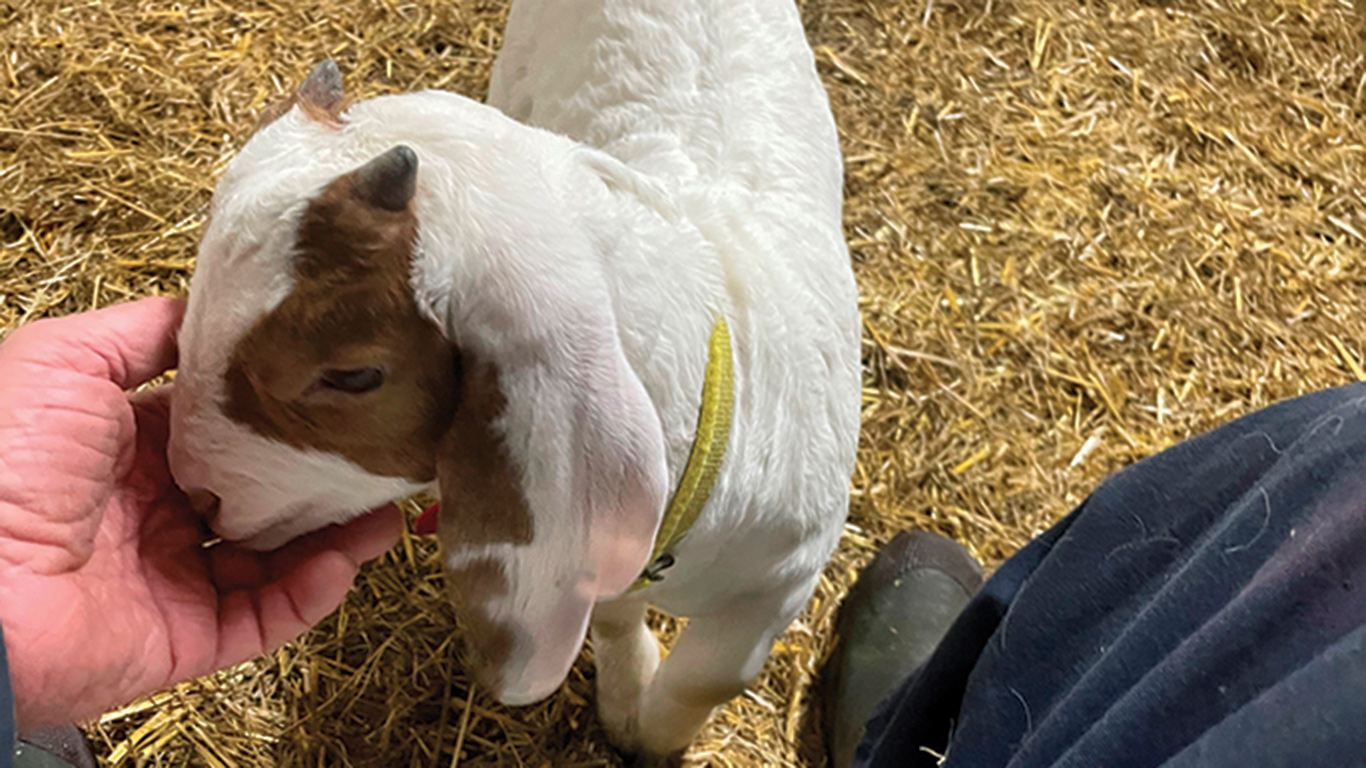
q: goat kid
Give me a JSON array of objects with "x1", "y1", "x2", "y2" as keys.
[{"x1": 168, "y1": 1, "x2": 860, "y2": 764}]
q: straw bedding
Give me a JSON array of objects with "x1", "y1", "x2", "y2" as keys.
[{"x1": 2, "y1": 0, "x2": 1364, "y2": 765}]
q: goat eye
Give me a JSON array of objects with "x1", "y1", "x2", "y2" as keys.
[{"x1": 319, "y1": 367, "x2": 385, "y2": 394}]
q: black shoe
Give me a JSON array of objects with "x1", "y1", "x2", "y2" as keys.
[
  {"x1": 14, "y1": 725, "x2": 98, "y2": 768},
  {"x1": 822, "y1": 530, "x2": 984, "y2": 768}
]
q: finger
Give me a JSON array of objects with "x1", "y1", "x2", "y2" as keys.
[
  {"x1": 208, "y1": 541, "x2": 272, "y2": 593},
  {"x1": 306, "y1": 503, "x2": 404, "y2": 565},
  {"x1": 128, "y1": 385, "x2": 172, "y2": 414},
  {"x1": 5, "y1": 296, "x2": 185, "y2": 390},
  {"x1": 126, "y1": 390, "x2": 177, "y2": 489},
  {"x1": 212, "y1": 505, "x2": 402, "y2": 665},
  {"x1": 215, "y1": 550, "x2": 360, "y2": 667}
]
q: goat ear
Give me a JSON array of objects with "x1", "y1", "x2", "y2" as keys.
[{"x1": 436, "y1": 318, "x2": 667, "y2": 706}]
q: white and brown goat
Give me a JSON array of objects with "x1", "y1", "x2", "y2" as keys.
[{"x1": 167, "y1": 0, "x2": 860, "y2": 763}]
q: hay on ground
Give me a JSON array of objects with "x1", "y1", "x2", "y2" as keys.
[{"x1": 2, "y1": 0, "x2": 1365, "y2": 765}]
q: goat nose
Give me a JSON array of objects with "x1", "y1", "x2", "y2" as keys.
[{"x1": 185, "y1": 489, "x2": 222, "y2": 524}]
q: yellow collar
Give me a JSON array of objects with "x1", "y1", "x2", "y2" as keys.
[{"x1": 630, "y1": 315, "x2": 735, "y2": 592}]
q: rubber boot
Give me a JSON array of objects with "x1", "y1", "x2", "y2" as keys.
[
  {"x1": 821, "y1": 529, "x2": 984, "y2": 768},
  {"x1": 14, "y1": 726, "x2": 97, "y2": 768}
]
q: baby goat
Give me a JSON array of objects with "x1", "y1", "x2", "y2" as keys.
[{"x1": 168, "y1": 0, "x2": 860, "y2": 763}]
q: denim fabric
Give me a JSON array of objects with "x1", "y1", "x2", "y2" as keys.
[
  {"x1": 857, "y1": 383, "x2": 1366, "y2": 768},
  {"x1": 0, "y1": 622, "x2": 14, "y2": 768}
]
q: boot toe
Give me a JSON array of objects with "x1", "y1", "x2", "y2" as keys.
[{"x1": 822, "y1": 530, "x2": 984, "y2": 768}]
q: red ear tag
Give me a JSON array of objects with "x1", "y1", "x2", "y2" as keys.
[{"x1": 414, "y1": 503, "x2": 440, "y2": 536}]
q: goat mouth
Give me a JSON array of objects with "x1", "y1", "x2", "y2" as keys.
[
  {"x1": 185, "y1": 489, "x2": 223, "y2": 525},
  {"x1": 233, "y1": 520, "x2": 304, "y2": 552},
  {"x1": 230, "y1": 501, "x2": 353, "y2": 552},
  {"x1": 191, "y1": 492, "x2": 220, "y2": 515},
  {"x1": 202, "y1": 505, "x2": 303, "y2": 552}
]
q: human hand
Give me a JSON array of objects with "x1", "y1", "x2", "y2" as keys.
[{"x1": 0, "y1": 297, "x2": 402, "y2": 731}]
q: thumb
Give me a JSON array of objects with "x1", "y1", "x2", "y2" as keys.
[{"x1": 1, "y1": 297, "x2": 186, "y2": 390}]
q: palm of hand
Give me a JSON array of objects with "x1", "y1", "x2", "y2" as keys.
[{"x1": 0, "y1": 298, "x2": 399, "y2": 730}]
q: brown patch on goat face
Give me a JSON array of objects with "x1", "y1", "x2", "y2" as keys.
[
  {"x1": 222, "y1": 152, "x2": 457, "y2": 482},
  {"x1": 435, "y1": 356, "x2": 535, "y2": 548},
  {"x1": 445, "y1": 557, "x2": 519, "y2": 689}
]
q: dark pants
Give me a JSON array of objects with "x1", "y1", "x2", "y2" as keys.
[{"x1": 856, "y1": 384, "x2": 1366, "y2": 768}]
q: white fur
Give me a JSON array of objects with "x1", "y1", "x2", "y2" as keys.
[{"x1": 169, "y1": 0, "x2": 859, "y2": 756}]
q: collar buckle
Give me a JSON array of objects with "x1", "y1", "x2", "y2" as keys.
[{"x1": 640, "y1": 553, "x2": 676, "y2": 584}]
